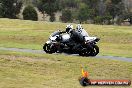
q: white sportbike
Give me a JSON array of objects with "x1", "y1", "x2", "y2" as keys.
[{"x1": 43, "y1": 28, "x2": 100, "y2": 56}]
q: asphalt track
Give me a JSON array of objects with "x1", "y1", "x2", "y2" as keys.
[{"x1": 0, "y1": 47, "x2": 132, "y2": 62}]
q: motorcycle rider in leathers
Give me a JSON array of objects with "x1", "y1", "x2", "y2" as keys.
[{"x1": 65, "y1": 24, "x2": 84, "y2": 53}]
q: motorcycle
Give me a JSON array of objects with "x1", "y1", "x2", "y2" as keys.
[{"x1": 43, "y1": 30, "x2": 100, "y2": 56}]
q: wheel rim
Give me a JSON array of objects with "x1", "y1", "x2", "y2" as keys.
[
  {"x1": 44, "y1": 44, "x2": 52, "y2": 53},
  {"x1": 80, "y1": 48, "x2": 87, "y2": 56}
]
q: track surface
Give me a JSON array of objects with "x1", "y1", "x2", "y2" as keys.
[{"x1": 0, "y1": 47, "x2": 132, "y2": 62}]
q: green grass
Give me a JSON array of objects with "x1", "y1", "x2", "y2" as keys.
[
  {"x1": 0, "y1": 18, "x2": 132, "y2": 57},
  {"x1": 0, "y1": 18, "x2": 131, "y2": 88},
  {"x1": 0, "y1": 51, "x2": 132, "y2": 88}
]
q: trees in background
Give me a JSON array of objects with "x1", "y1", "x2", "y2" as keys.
[
  {"x1": 60, "y1": 9, "x2": 72, "y2": 22},
  {"x1": 0, "y1": 0, "x2": 131, "y2": 24},
  {"x1": 78, "y1": 0, "x2": 130, "y2": 25},
  {"x1": 106, "y1": 0, "x2": 132, "y2": 25},
  {"x1": 37, "y1": 0, "x2": 60, "y2": 22},
  {"x1": 78, "y1": 6, "x2": 91, "y2": 22},
  {"x1": 0, "y1": 0, "x2": 22, "y2": 18},
  {"x1": 106, "y1": 0, "x2": 124, "y2": 20},
  {"x1": 23, "y1": 5, "x2": 38, "y2": 21},
  {"x1": 24, "y1": 0, "x2": 132, "y2": 24}
]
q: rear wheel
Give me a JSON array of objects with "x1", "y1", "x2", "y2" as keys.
[
  {"x1": 79, "y1": 48, "x2": 88, "y2": 56},
  {"x1": 89, "y1": 45, "x2": 99, "y2": 56}
]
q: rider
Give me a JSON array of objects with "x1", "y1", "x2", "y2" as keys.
[
  {"x1": 76, "y1": 24, "x2": 94, "y2": 54},
  {"x1": 76, "y1": 24, "x2": 89, "y2": 37},
  {"x1": 65, "y1": 24, "x2": 84, "y2": 52}
]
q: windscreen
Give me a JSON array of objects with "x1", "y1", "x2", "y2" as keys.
[{"x1": 50, "y1": 31, "x2": 60, "y2": 37}]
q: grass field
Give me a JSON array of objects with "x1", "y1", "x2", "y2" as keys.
[
  {"x1": 0, "y1": 51, "x2": 132, "y2": 88},
  {"x1": 0, "y1": 18, "x2": 132, "y2": 88}
]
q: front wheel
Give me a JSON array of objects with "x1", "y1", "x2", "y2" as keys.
[
  {"x1": 89, "y1": 45, "x2": 99, "y2": 56},
  {"x1": 43, "y1": 43, "x2": 53, "y2": 54}
]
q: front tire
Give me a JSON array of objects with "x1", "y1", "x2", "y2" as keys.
[{"x1": 43, "y1": 43, "x2": 53, "y2": 54}]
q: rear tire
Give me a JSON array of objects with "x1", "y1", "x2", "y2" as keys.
[
  {"x1": 79, "y1": 48, "x2": 88, "y2": 56},
  {"x1": 90, "y1": 45, "x2": 99, "y2": 56}
]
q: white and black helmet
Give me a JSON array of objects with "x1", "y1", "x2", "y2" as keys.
[
  {"x1": 66, "y1": 24, "x2": 73, "y2": 33},
  {"x1": 76, "y1": 24, "x2": 89, "y2": 37},
  {"x1": 76, "y1": 24, "x2": 83, "y2": 32}
]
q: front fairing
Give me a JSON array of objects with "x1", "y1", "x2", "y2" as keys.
[
  {"x1": 45, "y1": 31, "x2": 61, "y2": 45},
  {"x1": 46, "y1": 40, "x2": 51, "y2": 44},
  {"x1": 50, "y1": 31, "x2": 60, "y2": 37}
]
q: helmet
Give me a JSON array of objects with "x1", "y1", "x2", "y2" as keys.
[
  {"x1": 66, "y1": 24, "x2": 73, "y2": 33},
  {"x1": 76, "y1": 24, "x2": 83, "y2": 30},
  {"x1": 76, "y1": 24, "x2": 83, "y2": 33}
]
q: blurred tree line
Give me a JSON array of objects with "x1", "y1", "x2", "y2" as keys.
[{"x1": 0, "y1": 0, "x2": 131, "y2": 25}]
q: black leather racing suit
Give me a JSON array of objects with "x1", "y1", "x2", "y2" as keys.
[{"x1": 68, "y1": 29, "x2": 84, "y2": 52}]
